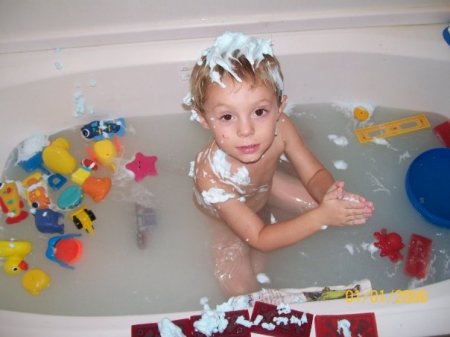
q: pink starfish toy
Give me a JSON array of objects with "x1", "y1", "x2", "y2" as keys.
[{"x1": 125, "y1": 152, "x2": 158, "y2": 182}]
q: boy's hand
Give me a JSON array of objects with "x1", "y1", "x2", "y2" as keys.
[{"x1": 319, "y1": 181, "x2": 374, "y2": 226}]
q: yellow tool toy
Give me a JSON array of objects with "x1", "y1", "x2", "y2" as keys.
[{"x1": 355, "y1": 114, "x2": 430, "y2": 144}]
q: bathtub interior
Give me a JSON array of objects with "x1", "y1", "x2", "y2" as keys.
[{"x1": 1, "y1": 24, "x2": 450, "y2": 322}]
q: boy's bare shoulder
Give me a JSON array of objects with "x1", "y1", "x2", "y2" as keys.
[{"x1": 193, "y1": 151, "x2": 234, "y2": 193}]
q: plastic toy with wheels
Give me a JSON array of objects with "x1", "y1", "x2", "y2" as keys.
[
  {"x1": 70, "y1": 206, "x2": 96, "y2": 234},
  {"x1": 0, "y1": 240, "x2": 32, "y2": 275}
]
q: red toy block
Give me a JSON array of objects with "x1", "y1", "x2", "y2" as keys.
[
  {"x1": 315, "y1": 312, "x2": 378, "y2": 337},
  {"x1": 433, "y1": 120, "x2": 450, "y2": 147},
  {"x1": 250, "y1": 301, "x2": 313, "y2": 337},
  {"x1": 404, "y1": 233, "x2": 432, "y2": 279},
  {"x1": 191, "y1": 310, "x2": 250, "y2": 337},
  {"x1": 131, "y1": 318, "x2": 193, "y2": 337}
]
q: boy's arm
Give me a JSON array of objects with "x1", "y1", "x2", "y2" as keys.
[
  {"x1": 277, "y1": 113, "x2": 334, "y2": 202},
  {"x1": 216, "y1": 198, "x2": 325, "y2": 251}
]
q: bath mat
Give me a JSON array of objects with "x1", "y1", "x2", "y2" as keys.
[
  {"x1": 250, "y1": 301, "x2": 313, "y2": 337},
  {"x1": 315, "y1": 312, "x2": 378, "y2": 337}
]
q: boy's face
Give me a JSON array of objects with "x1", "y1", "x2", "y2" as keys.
[{"x1": 199, "y1": 74, "x2": 285, "y2": 164}]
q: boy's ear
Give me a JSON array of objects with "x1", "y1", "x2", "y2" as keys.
[
  {"x1": 197, "y1": 112, "x2": 210, "y2": 129},
  {"x1": 277, "y1": 95, "x2": 288, "y2": 118}
]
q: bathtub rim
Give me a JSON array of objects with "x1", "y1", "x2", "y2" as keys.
[
  {"x1": 1, "y1": 3, "x2": 449, "y2": 54},
  {"x1": 0, "y1": 278, "x2": 449, "y2": 337}
]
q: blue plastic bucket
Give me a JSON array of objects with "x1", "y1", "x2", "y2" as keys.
[{"x1": 405, "y1": 148, "x2": 450, "y2": 228}]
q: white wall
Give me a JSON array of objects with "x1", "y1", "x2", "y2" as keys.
[{"x1": 1, "y1": 0, "x2": 449, "y2": 53}]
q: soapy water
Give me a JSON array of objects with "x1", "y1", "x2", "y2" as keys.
[{"x1": 0, "y1": 104, "x2": 449, "y2": 316}]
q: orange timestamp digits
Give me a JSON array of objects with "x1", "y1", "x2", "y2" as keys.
[{"x1": 345, "y1": 289, "x2": 428, "y2": 304}]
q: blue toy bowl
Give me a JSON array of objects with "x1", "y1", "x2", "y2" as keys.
[{"x1": 405, "y1": 148, "x2": 450, "y2": 228}]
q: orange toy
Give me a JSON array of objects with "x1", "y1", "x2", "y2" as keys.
[
  {"x1": 54, "y1": 238, "x2": 83, "y2": 264},
  {"x1": 22, "y1": 172, "x2": 51, "y2": 209},
  {"x1": 82, "y1": 176, "x2": 111, "y2": 202}
]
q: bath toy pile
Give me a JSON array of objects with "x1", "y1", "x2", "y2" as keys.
[{"x1": 0, "y1": 117, "x2": 159, "y2": 295}]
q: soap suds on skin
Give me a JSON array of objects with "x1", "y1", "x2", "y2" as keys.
[
  {"x1": 208, "y1": 148, "x2": 251, "y2": 194},
  {"x1": 202, "y1": 188, "x2": 236, "y2": 205}
]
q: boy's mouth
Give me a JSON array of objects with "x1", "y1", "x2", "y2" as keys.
[{"x1": 237, "y1": 144, "x2": 259, "y2": 154}]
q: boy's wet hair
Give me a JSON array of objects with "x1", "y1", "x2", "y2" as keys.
[{"x1": 184, "y1": 33, "x2": 284, "y2": 114}]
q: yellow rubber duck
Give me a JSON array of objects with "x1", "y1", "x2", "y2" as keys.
[
  {"x1": 86, "y1": 136, "x2": 122, "y2": 171},
  {"x1": 0, "y1": 240, "x2": 32, "y2": 275},
  {"x1": 42, "y1": 137, "x2": 77, "y2": 175},
  {"x1": 22, "y1": 268, "x2": 51, "y2": 296}
]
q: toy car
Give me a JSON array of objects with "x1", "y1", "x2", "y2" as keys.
[{"x1": 70, "y1": 207, "x2": 96, "y2": 234}]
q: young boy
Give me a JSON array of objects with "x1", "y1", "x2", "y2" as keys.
[{"x1": 184, "y1": 32, "x2": 374, "y2": 296}]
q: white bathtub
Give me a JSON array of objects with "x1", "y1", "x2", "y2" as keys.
[{"x1": 1, "y1": 23, "x2": 450, "y2": 336}]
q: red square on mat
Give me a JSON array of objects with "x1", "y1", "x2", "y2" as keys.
[
  {"x1": 131, "y1": 318, "x2": 193, "y2": 337},
  {"x1": 250, "y1": 301, "x2": 313, "y2": 337},
  {"x1": 315, "y1": 312, "x2": 378, "y2": 337},
  {"x1": 191, "y1": 310, "x2": 251, "y2": 337},
  {"x1": 404, "y1": 233, "x2": 432, "y2": 279}
]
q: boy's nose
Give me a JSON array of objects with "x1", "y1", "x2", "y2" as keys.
[{"x1": 237, "y1": 119, "x2": 254, "y2": 137}]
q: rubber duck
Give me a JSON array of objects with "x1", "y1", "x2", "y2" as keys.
[
  {"x1": 0, "y1": 240, "x2": 32, "y2": 275},
  {"x1": 22, "y1": 268, "x2": 51, "y2": 296},
  {"x1": 42, "y1": 137, "x2": 77, "y2": 175},
  {"x1": 86, "y1": 136, "x2": 122, "y2": 171}
]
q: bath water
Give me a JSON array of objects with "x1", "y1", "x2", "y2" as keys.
[{"x1": 0, "y1": 104, "x2": 449, "y2": 316}]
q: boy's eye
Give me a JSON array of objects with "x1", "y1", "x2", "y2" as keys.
[
  {"x1": 254, "y1": 108, "x2": 267, "y2": 117},
  {"x1": 220, "y1": 114, "x2": 233, "y2": 121}
]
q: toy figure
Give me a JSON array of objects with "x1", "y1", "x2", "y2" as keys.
[
  {"x1": 373, "y1": 228, "x2": 404, "y2": 262},
  {"x1": 22, "y1": 172, "x2": 51, "y2": 209},
  {"x1": 32, "y1": 208, "x2": 65, "y2": 234},
  {"x1": 81, "y1": 117, "x2": 126, "y2": 140},
  {"x1": 0, "y1": 181, "x2": 28, "y2": 224}
]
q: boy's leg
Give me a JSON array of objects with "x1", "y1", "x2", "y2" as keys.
[
  {"x1": 268, "y1": 170, "x2": 318, "y2": 214},
  {"x1": 211, "y1": 221, "x2": 263, "y2": 297}
]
